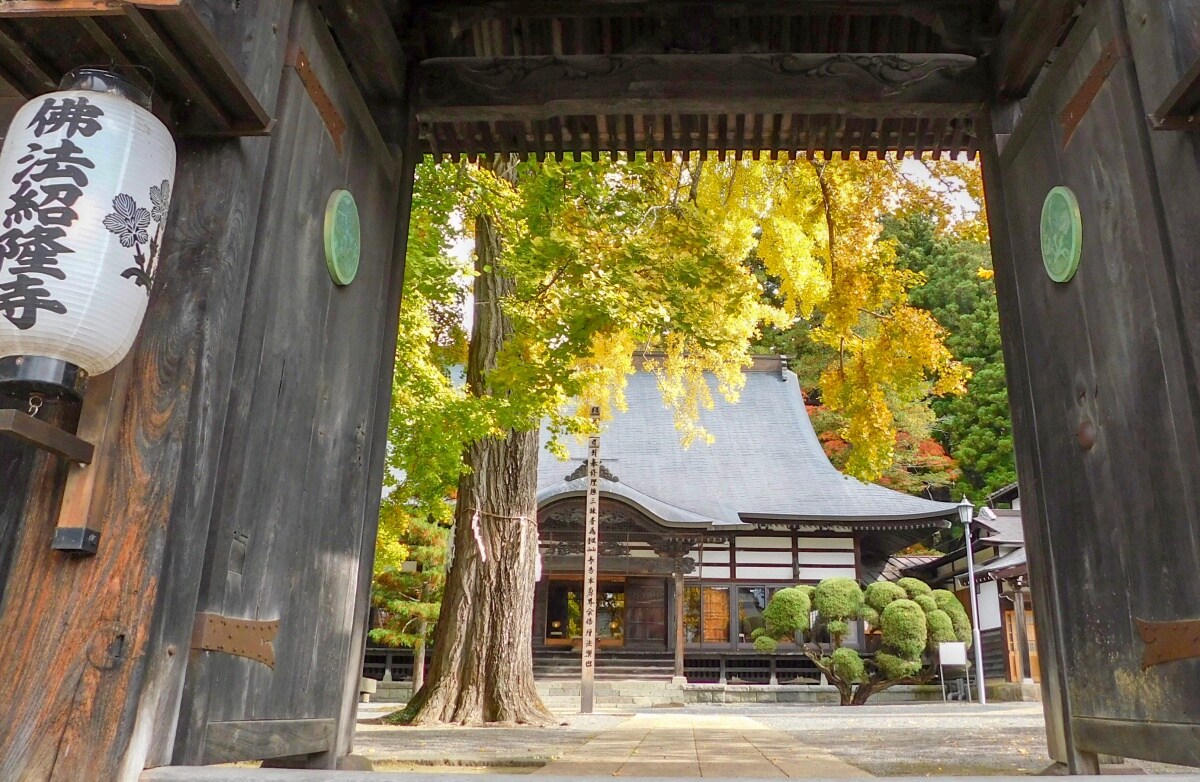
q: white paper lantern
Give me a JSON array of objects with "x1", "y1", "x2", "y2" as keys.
[{"x1": 0, "y1": 70, "x2": 176, "y2": 392}]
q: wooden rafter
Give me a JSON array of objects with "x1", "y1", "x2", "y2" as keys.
[
  {"x1": 0, "y1": 1, "x2": 271, "y2": 136},
  {"x1": 991, "y1": 0, "x2": 1082, "y2": 99}
]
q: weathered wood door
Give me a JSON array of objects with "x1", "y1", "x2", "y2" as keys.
[
  {"x1": 624, "y1": 577, "x2": 667, "y2": 645},
  {"x1": 1004, "y1": 610, "x2": 1040, "y2": 683},
  {"x1": 168, "y1": 1, "x2": 406, "y2": 768},
  {"x1": 984, "y1": 0, "x2": 1200, "y2": 766}
]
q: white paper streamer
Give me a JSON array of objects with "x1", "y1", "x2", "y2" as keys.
[{"x1": 471, "y1": 509, "x2": 488, "y2": 563}]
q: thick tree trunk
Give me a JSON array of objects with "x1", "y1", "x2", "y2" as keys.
[{"x1": 406, "y1": 157, "x2": 553, "y2": 725}]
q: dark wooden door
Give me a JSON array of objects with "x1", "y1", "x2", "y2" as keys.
[
  {"x1": 986, "y1": 0, "x2": 1200, "y2": 766},
  {"x1": 624, "y1": 577, "x2": 667, "y2": 646},
  {"x1": 169, "y1": 1, "x2": 405, "y2": 767}
]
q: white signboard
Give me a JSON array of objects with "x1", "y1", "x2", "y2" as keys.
[{"x1": 939, "y1": 641, "x2": 968, "y2": 666}]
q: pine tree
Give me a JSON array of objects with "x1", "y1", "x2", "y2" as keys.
[{"x1": 370, "y1": 509, "x2": 448, "y2": 690}]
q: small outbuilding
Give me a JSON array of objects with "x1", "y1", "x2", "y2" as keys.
[{"x1": 902, "y1": 482, "x2": 1038, "y2": 685}]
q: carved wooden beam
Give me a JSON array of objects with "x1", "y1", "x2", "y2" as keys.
[
  {"x1": 992, "y1": 0, "x2": 1083, "y2": 99},
  {"x1": 417, "y1": 53, "x2": 986, "y2": 123},
  {"x1": 414, "y1": 0, "x2": 981, "y2": 22}
]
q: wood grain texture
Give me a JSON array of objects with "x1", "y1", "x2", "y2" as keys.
[
  {"x1": 172, "y1": 0, "x2": 405, "y2": 767},
  {"x1": 0, "y1": 2, "x2": 296, "y2": 779},
  {"x1": 0, "y1": 397, "x2": 77, "y2": 606},
  {"x1": 992, "y1": 0, "x2": 1082, "y2": 98},
  {"x1": 335, "y1": 79, "x2": 419, "y2": 763},
  {"x1": 1073, "y1": 716, "x2": 1200, "y2": 767},
  {"x1": 987, "y1": 0, "x2": 1200, "y2": 767},
  {"x1": 201, "y1": 719, "x2": 335, "y2": 765},
  {"x1": 52, "y1": 357, "x2": 136, "y2": 546}
]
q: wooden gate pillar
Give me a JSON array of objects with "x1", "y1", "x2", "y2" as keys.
[
  {"x1": 673, "y1": 568, "x2": 686, "y2": 680},
  {"x1": 0, "y1": 2, "x2": 313, "y2": 779},
  {"x1": 983, "y1": 0, "x2": 1200, "y2": 769}
]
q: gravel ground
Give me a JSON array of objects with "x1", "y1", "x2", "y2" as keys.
[
  {"x1": 353, "y1": 702, "x2": 1200, "y2": 776},
  {"x1": 703, "y1": 702, "x2": 1195, "y2": 776}
]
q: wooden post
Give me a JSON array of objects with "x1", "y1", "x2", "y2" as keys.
[
  {"x1": 1011, "y1": 579, "x2": 1032, "y2": 683},
  {"x1": 673, "y1": 569, "x2": 685, "y2": 681},
  {"x1": 50, "y1": 357, "x2": 135, "y2": 554},
  {"x1": 580, "y1": 405, "x2": 601, "y2": 713}
]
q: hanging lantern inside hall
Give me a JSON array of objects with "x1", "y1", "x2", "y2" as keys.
[{"x1": 0, "y1": 68, "x2": 176, "y2": 401}]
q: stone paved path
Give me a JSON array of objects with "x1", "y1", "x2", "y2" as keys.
[{"x1": 535, "y1": 713, "x2": 869, "y2": 778}]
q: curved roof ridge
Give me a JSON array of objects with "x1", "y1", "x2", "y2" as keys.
[
  {"x1": 536, "y1": 477, "x2": 744, "y2": 530},
  {"x1": 536, "y1": 365, "x2": 956, "y2": 529}
]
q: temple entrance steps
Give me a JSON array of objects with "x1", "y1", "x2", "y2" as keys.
[
  {"x1": 536, "y1": 680, "x2": 686, "y2": 712},
  {"x1": 534, "y1": 648, "x2": 676, "y2": 681}
]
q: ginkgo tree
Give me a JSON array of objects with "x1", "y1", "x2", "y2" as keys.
[
  {"x1": 395, "y1": 155, "x2": 778, "y2": 725},
  {"x1": 687, "y1": 157, "x2": 970, "y2": 477},
  {"x1": 386, "y1": 152, "x2": 976, "y2": 726}
]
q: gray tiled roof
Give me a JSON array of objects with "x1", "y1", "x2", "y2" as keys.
[
  {"x1": 976, "y1": 508, "x2": 1025, "y2": 544},
  {"x1": 977, "y1": 546, "x2": 1028, "y2": 577},
  {"x1": 537, "y1": 365, "x2": 957, "y2": 529}
]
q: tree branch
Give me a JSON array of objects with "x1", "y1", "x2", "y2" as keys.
[
  {"x1": 688, "y1": 158, "x2": 705, "y2": 203},
  {"x1": 812, "y1": 159, "x2": 838, "y2": 285},
  {"x1": 858, "y1": 307, "x2": 894, "y2": 321}
]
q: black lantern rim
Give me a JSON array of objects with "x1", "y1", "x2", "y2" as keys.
[
  {"x1": 0, "y1": 356, "x2": 88, "y2": 402},
  {"x1": 60, "y1": 67, "x2": 153, "y2": 111}
]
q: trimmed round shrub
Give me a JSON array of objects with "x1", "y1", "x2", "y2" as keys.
[
  {"x1": 763, "y1": 586, "x2": 811, "y2": 638},
  {"x1": 880, "y1": 598, "x2": 928, "y2": 660},
  {"x1": 813, "y1": 578, "x2": 864, "y2": 623},
  {"x1": 896, "y1": 577, "x2": 933, "y2": 599},
  {"x1": 931, "y1": 588, "x2": 959, "y2": 612},
  {"x1": 863, "y1": 581, "x2": 907, "y2": 614},
  {"x1": 860, "y1": 606, "x2": 880, "y2": 627},
  {"x1": 925, "y1": 609, "x2": 957, "y2": 650},
  {"x1": 795, "y1": 584, "x2": 817, "y2": 601},
  {"x1": 932, "y1": 589, "x2": 973, "y2": 646},
  {"x1": 826, "y1": 619, "x2": 850, "y2": 638},
  {"x1": 754, "y1": 634, "x2": 779, "y2": 653},
  {"x1": 751, "y1": 627, "x2": 767, "y2": 641},
  {"x1": 914, "y1": 594, "x2": 938, "y2": 614},
  {"x1": 830, "y1": 647, "x2": 866, "y2": 683},
  {"x1": 875, "y1": 651, "x2": 923, "y2": 680}
]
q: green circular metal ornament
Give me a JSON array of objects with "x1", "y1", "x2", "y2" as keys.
[
  {"x1": 324, "y1": 189, "x2": 361, "y2": 286},
  {"x1": 1040, "y1": 186, "x2": 1082, "y2": 283}
]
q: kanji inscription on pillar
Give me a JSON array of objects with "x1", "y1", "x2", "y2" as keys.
[{"x1": 580, "y1": 404, "x2": 601, "y2": 713}]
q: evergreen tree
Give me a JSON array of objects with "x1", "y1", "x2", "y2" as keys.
[
  {"x1": 883, "y1": 212, "x2": 1016, "y2": 496},
  {"x1": 370, "y1": 508, "x2": 448, "y2": 690}
]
